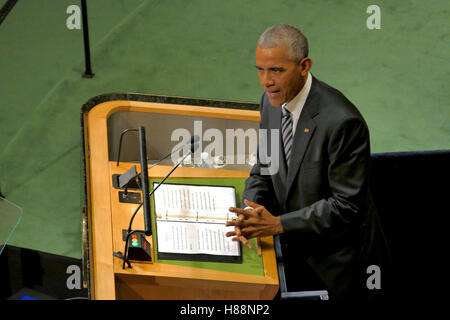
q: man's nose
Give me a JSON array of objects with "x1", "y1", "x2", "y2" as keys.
[{"x1": 261, "y1": 71, "x2": 274, "y2": 87}]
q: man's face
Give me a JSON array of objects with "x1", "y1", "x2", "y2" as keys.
[{"x1": 255, "y1": 45, "x2": 306, "y2": 107}]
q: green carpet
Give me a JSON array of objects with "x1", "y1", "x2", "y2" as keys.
[{"x1": 0, "y1": 0, "x2": 448, "y2": 258}]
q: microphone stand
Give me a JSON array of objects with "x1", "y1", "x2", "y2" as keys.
[{"x1": 120, "y1": 150, "x2": 194, "y2": 269}]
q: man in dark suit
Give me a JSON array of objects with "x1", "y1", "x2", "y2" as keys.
[{"x1": 226, "y1": 24, "x2": 389, "y2": 301}]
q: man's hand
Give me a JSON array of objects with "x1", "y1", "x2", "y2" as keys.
[
  {"x1": 225, "y1": 199, "x2": 284, "y2": 245},
  {"x1": 227, "y1": 211, "x2": 253, "y2": 249}
]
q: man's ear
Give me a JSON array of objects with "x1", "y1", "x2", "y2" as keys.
[{"x1": 299, "y1": 57, "x2": 312, "y2": 76}]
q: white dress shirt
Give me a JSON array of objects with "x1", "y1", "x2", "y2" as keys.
[{"x1": 283, "y1": 72, "x2": 312, "y2": 136}]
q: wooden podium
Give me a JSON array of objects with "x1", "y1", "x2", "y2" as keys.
[{"x1": 81, "y1": 94, "x2": 279, "y2": 300}]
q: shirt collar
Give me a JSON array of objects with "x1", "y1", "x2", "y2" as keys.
[{"x1": 284, "y1": 72, "x2": 312, "y2": 116}]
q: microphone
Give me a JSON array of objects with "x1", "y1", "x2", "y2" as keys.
[
  {"x1": 191, "y1": 135, "x2": 199, "y2": 154},
  {"x1": 149, "y1": 138, "x2": 199, "y2": 197},
  {"x1": 149, "y1": 135, "x2": 200, "y2": 169},
  {"x1": 120, "y1": 135, "x2": 199, "y2": 268},
  {"x1": 124, "y1": 136, "x2": 199, "y2": 234},
  {"x1": 116, "y1": 128, "x2": 138, "y2": 167}
]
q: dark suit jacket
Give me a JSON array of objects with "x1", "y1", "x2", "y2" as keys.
[{"x1": 243, "y1": 76, "x2": 389, "y2": 300}]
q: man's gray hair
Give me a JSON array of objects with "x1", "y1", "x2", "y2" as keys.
[{"x1": 257, "y1": 24, "x2": 309, "y2": 62}]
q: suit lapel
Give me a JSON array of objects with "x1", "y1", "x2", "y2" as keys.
[
  {"x1": 285, "y1": 77, "x2": 320, "y2": 198},
  {"x1": 285, "y1": 112, "x2": 316, "y2": 195}
]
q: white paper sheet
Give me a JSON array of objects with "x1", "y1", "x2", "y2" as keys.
[
  {"x1": 153, "y1": 183, "x2": 239, "y2": 257},
  {"x1": 156, "y1": 220, "x2": 239, "y2": 256},
  {"x1": 153, "y1": 183, "x2": 237, "y2": 221}
]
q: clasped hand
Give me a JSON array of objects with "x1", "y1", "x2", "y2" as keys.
[{"x1": 225, "y1": 199, "x2": 283, "y2": 250}]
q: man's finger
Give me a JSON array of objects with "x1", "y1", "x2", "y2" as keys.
[
  {"x1": 229, "y1": 207, "x2": 246, "y2": 215},
  {"x1": 227, "y1": 226, "x2": 254, "y2": 249},
  {"x1": 226, "y1": 224, "x2": 245, "y2": 236},
  {"x1": 226, "y1": 217, "x2": 244, "y2": 227},
  {"x1": 239, "y1": 225, "x2": 259, "y2": 239},
  {"x1": 229, "y1": 206, "x2": 254, "y2": 218},
  {"x1": 232, "y1": 236, "x2": 252, "y2": 249},
  {"x1": 244, "y1": 199, "x2": 262, "y2": 209},
  {"x1": 225, "y1": 230, "x2": 237, "y2": 237},
  {"x1": 254, "y1": 206, "x2": 264, "y2": 215},
  {"x1": 225, "y1": 220, "x2": 236, "y2": 227}
]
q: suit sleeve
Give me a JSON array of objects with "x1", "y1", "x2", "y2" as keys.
[
  {"x1": 280, "y1": 117, "x2": 371, "y2": 236},
  {"x1": 241, "y1": 94, "x2": 277, "y2": 211},
  {"x1": 242, "y1": 155, "x2": 276, "y2": 209}
]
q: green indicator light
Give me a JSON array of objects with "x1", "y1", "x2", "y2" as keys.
[{"x1": 131, "y1": 242, "x2": 139, "y2": 247}]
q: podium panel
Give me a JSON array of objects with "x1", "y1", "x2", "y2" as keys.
[{"x1": 81, "y1": 94, "x2": 279, "y2": 300}]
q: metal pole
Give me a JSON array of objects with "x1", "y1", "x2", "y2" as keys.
[
  {"x1": 81, "y1": 0, "x2": 94, "y2": 78},
  {"x1": 0, "y1": 0, "x2": 18, "y2": 26}
]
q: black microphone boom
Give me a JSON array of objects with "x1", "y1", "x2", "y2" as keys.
[
  {"x1": 149, "y1": 135, "x2": 200, "y2": 169},
  {"x1": 138, "y1": 126, "x2": 152, "y2": 236},
  {"x1": 147, "y1": 138, "x2": 200, "y2": 206}
]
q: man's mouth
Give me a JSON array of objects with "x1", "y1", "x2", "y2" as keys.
[{"x1": 267, "y1": 90, "x2": 281, "y2": 98}]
